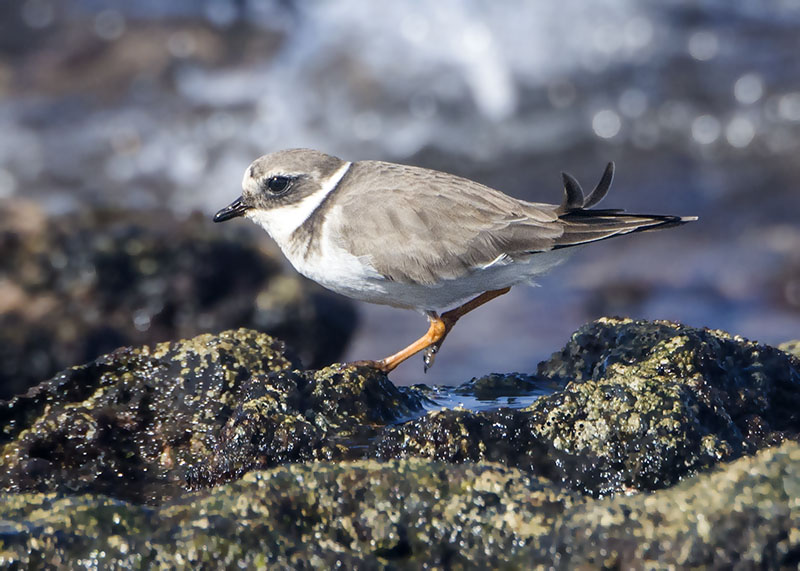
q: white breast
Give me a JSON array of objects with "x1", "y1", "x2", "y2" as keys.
[{"x1": 293, "y1": 203, "x2": 389, "y2": 301}]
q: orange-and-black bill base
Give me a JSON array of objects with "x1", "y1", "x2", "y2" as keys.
[{"x1": 213, "y1": 197, "x2": 249, "y2": 223}]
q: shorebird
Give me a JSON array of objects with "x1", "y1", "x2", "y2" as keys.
[{"x1": 214, "y1": 149, "x2": 695, "y2": 373}]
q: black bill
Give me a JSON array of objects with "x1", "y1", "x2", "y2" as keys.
[{"x1": 213, "y1": 196, "x2": 250, "y2": 223}]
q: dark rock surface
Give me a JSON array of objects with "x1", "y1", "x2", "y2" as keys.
[
  {"x1": 453, "y1": 371, "x2": 552, "y2": 399},
  {"x1": 530, "y1": 317, "x2": 800, "y2": 494},
  {"x1": 0, "y1": 201, "x2": 357, "y2": 399},
  {"x1": 194, "y1": 363, "x2": 425, "y2": 488},
  {"x1": 0, "y1": 443, "x2": 797, "y2": 569},
  {"x1": 0, "y1": 459, "x2": 576, "y2": 569},
  {"x1": 0, "y1": 329, "x2": 422, "y2": 504},
  {"x1": 375, "y1": 318, "x2": 800, "y2": 496},
  {"x1": 0, "y1": 318, "x2": 798, "y2": 567},
  {"x1": 544, "y1": 441, "x2": 800, "y2": 569}
]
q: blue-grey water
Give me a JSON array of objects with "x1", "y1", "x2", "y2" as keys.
[
  {"x1": 417, "y1": 386, "x2": 550, "y2": 415},
  {"x1": 1, "y1": 0, "x2": 798, "y2": 386}
]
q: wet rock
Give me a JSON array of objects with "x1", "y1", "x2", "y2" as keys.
[
  {"x1": 0, "y1": 443, "x2": 797, "y2": 568},
  {"x1": 375, "y1": 318, "x2": 800, "y2": 496},
  {"x1": 453, "y1": 371, "x2": 553, "y2": 399},
  {"x1": 373, "y1": 407, "x2": 545, "y2": 468},
  {"x1": 372, "y1": 407, "x2": 606, "y2": 490},
  {"x1": 543, "y1": 440, "x2": 800, "y2": 569},
  {"x1": 0, "y1": 202, "x2": 357, "y2": 398},
  {"x1": 195, "y1": 364, "x2": 426, "y2": 486},
  {"x1": 0, "y1": 458, "x2": 578, "y2": 569},
  {"x1": 0, "y1": 331, "x2": 422, "y2": 504},
  {"x1": 1, "y1": 316, "x2": 797, "y2": 565},
  {"x1": 0, "y1": 329, "x2": 295, "y2": 504},
  {"x1": 530, "y1": 317, "x2": 800, "y2": 494}
]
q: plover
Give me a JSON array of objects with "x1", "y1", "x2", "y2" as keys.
[{"x1": 214, "y1": 149, "x2": 695, "y2": 373}]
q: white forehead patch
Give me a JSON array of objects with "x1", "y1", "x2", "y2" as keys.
[
  {"x1": 245, "y1": 161, "x2": 352, "y2": 246},
  {"x1": 241, "y1": 165, "x2": 254, "y2": 191}
]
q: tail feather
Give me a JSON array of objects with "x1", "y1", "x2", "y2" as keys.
[
  {"x1": 583, "y1": 162, "x2": 615, "y2": 209},
  {"x1": 553, "y1": 162, "x2": 696, "y2": 250},
  {"x1": 554, "y1": 211, "x2": 697, "y2": 249},
  {"x1": 560, "y1": 172, "x2": 585, "y2": 212},
  {"x1": 557, "y1": 162, "x2": 615, "y2": 213}
]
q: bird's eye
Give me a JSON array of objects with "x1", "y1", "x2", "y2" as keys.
[{"x1": 267, "y1": 176, "x2": 292, "y2": 194}]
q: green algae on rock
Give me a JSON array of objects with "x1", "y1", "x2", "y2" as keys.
[
  {"x1": 0, "y1": 332, "x2": 425, "y2": 505},
  {"x1": 0, "y1": 458, "x2": 578, "y2": 569},
  {"x1": 4, "y1": 318, "x2": 795, "y2": 505},
  {"x1": 1, "y1": 443, "x2": 798, "y2": 569},
  {"x1": 375, "y1": 318, "x2": 800, "y2": 496},
  {"x1": 453, "y1": 372, "x2": 555, "y2": 399},
  {"x1": 0, "y1": 329, "x2": 297, "y2": 504},
  {"x1": 373, "y1": 407, "x2": 548, "y2": 468},
  {"x1": 542, "y1": 440, "x2": 800, "y2": 569},
  {"x1": 191, "y1": 364, "x2": 427, "y2": 487},
  {"x1": 529, "y1": 317, "x2": 800, "y2": 495},
  {"x1": 1, "y1": 316, "x2": 799, "y2": 566}
]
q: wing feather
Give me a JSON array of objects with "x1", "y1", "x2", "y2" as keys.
[
  {"x1": 331, "y1": 162, "x2": 562, "y2": 284},
  {"x1": 328, "y1": 160, "x2": 694, "y2": 286}
]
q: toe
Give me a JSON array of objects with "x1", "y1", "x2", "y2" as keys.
[{"x1": 349, "y1": 359, "x2": 391, "y2": 373}]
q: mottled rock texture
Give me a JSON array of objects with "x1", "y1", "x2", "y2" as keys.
[
  {"x1": 453, "y1": 371, "x2": 550, "y2": 399},
  {"x1": 544, "y1": 441, "x2": 800, "y2": 569},
  {"x1": 0, "y1": 329, "x2": 422, "y2": 504},
  {"x1": 375, "y1": 318, "x2": 800, "y2": 496},
  {"x1": 0, "y1": 202, "x2": 357, "y2": 398},
  {"x1": 1, "y1": 318, "x2": 798, "y2": 567},
  {"x1": 0, "y1": 443, "x2": 797, "y2": 569},
  {"x1": 531, "y1": 317, "x2": 800, "y2": 494}
]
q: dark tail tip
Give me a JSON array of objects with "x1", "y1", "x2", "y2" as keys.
[
  {"x1": 583, "y1": 161, "x2": 614, "y2": 209},
  {"x1": 560, "y1": 172, "x2": 585, "y2": 212}
]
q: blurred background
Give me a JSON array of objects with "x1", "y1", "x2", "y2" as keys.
[{"x1": 1, "y1": 0, "x2": 799, "y2": 388}]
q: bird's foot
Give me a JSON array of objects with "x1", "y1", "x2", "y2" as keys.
[{"x1": 349, "y1": 359, "x2": 392, "y2": 373}]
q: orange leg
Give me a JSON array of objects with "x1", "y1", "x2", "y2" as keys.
[
  {"x1": 351, "y1": 314, "x2": 447, "y2": 373},
  {"x1": 423, "y1": 287, "x2": 511, "y2": 371},
  {"x1": 353, "y1": 287, "x2": 511, "y2": 373}
]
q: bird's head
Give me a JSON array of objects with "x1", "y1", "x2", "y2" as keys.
[{"x1": 213, "y1": 149, "x2": 348, "y2": 233}]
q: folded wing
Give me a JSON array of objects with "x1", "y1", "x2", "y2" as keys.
[{"x1": 333, "y1": 161, "x2": 695, "y2": 285}]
